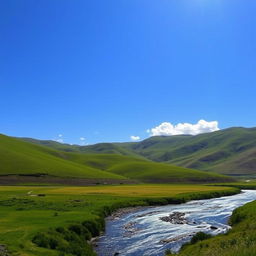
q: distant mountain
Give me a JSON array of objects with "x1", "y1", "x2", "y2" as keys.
[
  {"x1": 22, "y1": 127, "x2": 256, "y2": 176},
  {"x1": 0, "y1": 134, "x2": 233, "y2": 184},
  {"x1": 125, "y1": 127, "x2": 256, "y2": 176},
  {"x1": 22, "y1": 138, "x2": 143, "y2": 158}
]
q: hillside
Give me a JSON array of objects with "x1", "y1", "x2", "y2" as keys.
[
  {"x1": 127, "y1": 127, "x2": 256, "y2": 176},
  {"x1": 0, "y1": 134, "x2": 126, "y2": 182},
  {"x1": 60, "y1": 153, "x2": 233, "y2": 183},
  {"x1": 22, "y1": 138, "x2": 141, "y2": 158},
  {"x1": 0, "y1": 134, "x2": 233, "y2": 184},
  {"x1": 22, "y1": 127, "x2": 256, "y2": 176}
]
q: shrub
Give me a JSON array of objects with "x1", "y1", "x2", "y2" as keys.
[
  {"x1": 33, "y1": 223, "x2": 97, "y2": 256},
  {"x1": 32, "y1": 232, "x2": 50, "y2": 248},
  {"x1": 68, "y1": 224, "x2": 91, "y2": 240},
  {"x1": 190, "y1": 232, "x2": 212, "y2": 244},
  {"x1": 82, "y1": 220, "x2": 101, "y2": 237}
]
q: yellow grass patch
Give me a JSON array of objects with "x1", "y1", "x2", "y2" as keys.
[{"x1": 15, "y1": 184, "x2": 235, "y2": 197}]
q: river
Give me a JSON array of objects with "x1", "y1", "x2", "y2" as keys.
[{"x1": 95, "y1": 190, "x2": 256, "y2": 256}]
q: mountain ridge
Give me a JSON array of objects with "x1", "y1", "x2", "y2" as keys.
[
  {"x1": 21, "y1": 127, "x2": 256, "y2": 176},
  {"x1": 0, "y1": 134, "x2": 233, "y2": 184}
]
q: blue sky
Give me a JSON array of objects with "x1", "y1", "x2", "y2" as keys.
[{"x1": 1, "y1": 0, "x2": 256, "y2": 144}]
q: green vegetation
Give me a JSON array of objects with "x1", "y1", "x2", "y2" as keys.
[
  {"x1": 212, "y1": 180, "x2": 256, "y2": 190},
  {"x1": 22, "y1": 138, "x2": 141, "y2": 159},
  {"x1": 2, "y1": 131, "x2": 256, "y2": 256},
  {"x1": 23, "y1": 127, "x2": 256, "y2": 176},
  {"x1": 124, "y1": 127, "x2": 256, "y2": 176},
  {"x1": 170, "y1": 199, "x2": 256, "y2": 256},
  {"x1": 0, "y1": 184, "x2": 238, "y2": 256},
  {"x1": 0, "y1": 134, "x2": 233, "y2": 184},
  {"x1": 104, "y1": 160, "x2": 233, "y2": 183},
  {"x1": 0, "y1": 134, "x2": 124, "y2": 180}
]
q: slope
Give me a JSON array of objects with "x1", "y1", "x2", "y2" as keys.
[
  {"x1": 0, "y1": 134, "x2": 125, "y2": 180},
  {"x1": 22, "y1": 138, "x2": 141, "y2": 158},
  {"x1": 51, "y1": 152, "x2": 234, "y2": 183},
  {"x1": 124, "y1": 127, "x2": 256, "y2": 176},
  {"x1": 21, "y1": 127, "x2": 256, "y2": 175},
  {"x1": 1, "y1": 134, "x2": 234, "y2": 184}
]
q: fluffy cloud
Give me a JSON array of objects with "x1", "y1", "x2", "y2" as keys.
[
  {"x1": 54, "y1": 134, "x2": 64, "y2": 143},
  {"x1": 130, "y1": 135, "x2": 140, "y2": 141},
  {"x1": 148, "y1": 120, "x2": 220, "y2": 136},
  {"x1": 79, "y1": 137, "x2": 86, "y2": 145}
]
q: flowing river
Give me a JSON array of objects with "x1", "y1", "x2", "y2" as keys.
[{"x1": 95, "y1": 190, "x2": 256, "y2": 256}]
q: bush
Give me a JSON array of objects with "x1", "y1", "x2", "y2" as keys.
[
  {"x1": 32, "y1": 232, "x2": 51, "y2": 248},
  {"x1": 82, "y1": 220, "x2": 101, "y2": 237},
  {"x1": 68, "y1": 224, "x2": 91, "y2": 240},
  {"x1": 229, "y1": 210, "x2": 245, "y2": 225},
  {"x1": 33, "y1": 224, "x2": 97, "y2": 256},
  {"x1": 190, "y1": 232, "x2": 212, "y2": 244}
]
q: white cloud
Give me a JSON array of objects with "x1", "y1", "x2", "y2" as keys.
[
  {"x1": 53, "y1": 134, "x2": 64, "y2": 143},
  {"x1": 148, "y1": 120, "x2": 220, "y2": 136},
  {"x1": 79, "y1": 137, "x2": 86, "y2": 145},
  {"x1": 130, "y1": 135, "x2": 140, "y2": 141}
]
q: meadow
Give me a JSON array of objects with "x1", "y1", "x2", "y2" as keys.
[{"x1": 0, "y1": 184, "x2": 238, "y2": 256}]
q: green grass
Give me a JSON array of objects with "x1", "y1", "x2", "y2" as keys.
[
  {"x1": 0, "y1": 134, "x2": 233, "y2": 184},
  {"x1": 23, "y1": 127, "x2": 256, "y2": 176},
  {"x1": 127, "y1": 127, "x2": 256, "y2": 176},
  {"x1": 0, "y1": 134, "x2": 124, "y2": 180},
  {"x1": 170, "y1": 199, "x2": 256, "y2": 256},
  {"x1": 61, "y1": 153, "x2": 234, "y2": 183},
  {"x1": 0, "y1": 184, "x2": 238, "y2": 256},
  {"x1": 22, "y1": 138, "x2": 142, "y2": 158},
  {"x1": 105, "y1": 160, "x2": 233, "y2": 183},
  {"x1": 212, "y1": 180, "x2": 256, "y2": 190}
]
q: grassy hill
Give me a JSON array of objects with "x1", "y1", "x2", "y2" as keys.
[
  {"x1": 128, "y1": 127, "x2": 256, "y2": 176},
  {"x1": 61, "y1": 153, "x2": 233, "y2": 183},
  {"x1": 23, "y1": 138, "x2": 142, "y2": 158},
  {"x1": 0, "y1": 134, "x2": 125, "y2": 180},
  {"x1": 22, "y1": 127, "x2": 256, "y2": 176},
  {"x1": 0, "y1": 134, "x2": 233, "y2": 184}
]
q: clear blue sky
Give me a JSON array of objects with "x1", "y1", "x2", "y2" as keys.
[{"x1": 1, "y1": 0, "x2": 256, "y2": 144}]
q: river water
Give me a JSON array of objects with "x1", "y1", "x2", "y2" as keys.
[{"x1": 95, "y1": 190, "x2": 256, "y2": 256}]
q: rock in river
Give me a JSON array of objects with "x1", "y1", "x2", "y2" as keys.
[{"x1": 159, "y1": 212, "x2": 188, "y2": 224}]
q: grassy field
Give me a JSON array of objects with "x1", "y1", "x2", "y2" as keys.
[
  {"x1": 0, "y1": 184, "x2": 238, "y2": 256},
  {"x1": 0, "y1": 134, "x2": 233, "y2": 184},
  {"x1": 170, "y1": 199, "x2": 256, "y2": 256},
  {"x1": 212, "y1": 180, "x2": 256, "y2": 189}
]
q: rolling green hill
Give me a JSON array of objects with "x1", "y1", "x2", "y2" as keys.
[
  {"x1": 23, "y1": 138, "x2": 142, "y2": 158},
  {"x1": 22, "y1": 127, "x2": 256, "y2": 176},
  {"x1": 0, "y1": 134, "x2": 233, "y2": 184},
  {"x1": 60, "y1": 152, "x2": 233, "y2": 183},
  {"x1": 127, "y1": 127, "x2": 256, "y2": 176},
  {"x1": 0, "y1": 134, "x2": 125, "y2": 180}
]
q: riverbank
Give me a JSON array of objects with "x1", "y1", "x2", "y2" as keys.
[
  {"x1": 95, "y1": 190, "x2": 256, "y2": 256},
  {"x1": 171, "y1": 195, "x2": 256, "y2": 256},
  {"x1": 0, "y1": 184, "x2": 239, "y2": 256}
]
